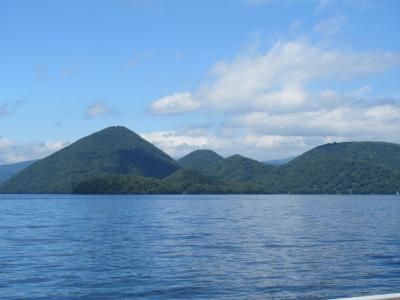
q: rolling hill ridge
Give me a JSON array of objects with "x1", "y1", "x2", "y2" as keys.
[{"x1": 1, "y1": 127, "x2": 399, "y2": 194}]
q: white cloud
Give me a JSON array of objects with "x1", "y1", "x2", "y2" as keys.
[
  {"x1": 315, "y1": 15, "x2": 346, "y2": 35},
  {"x1": 149, "y1": 92, "x2": 201, "y2": 114},
  {"x1": 151, "y1": 40, "x2": 400, "y2": 114},
  {"x1": 141, "y1": 131, "x2": 209, "y2": 149},
  {"x1": 198, "y1": 40, "x2": 398, "y2": 112},
  {"x1": 233, "y1": 104, "x2": 400, "y2": 138},
  {"x1": 242, "y1": 134, "x2": 307, "y2": 149},
  {"x1": 145, "y1": 39, "x2": 400, "y2": 160},
  {"x1": 140, "y1": 130, "x2": 213, "y2": 158},
  {"x1": 347, "y1": 86, "x2": 371, "y2": 97},
  {"x1": 0, "y1": 138, "x2": 68, "y2": 164},
  {"x1": 84, "y1": 101, "x2": 120, "y2": 119},
  {"x1": 141, "y1": 130, "x2": 311, "y2": 160}
]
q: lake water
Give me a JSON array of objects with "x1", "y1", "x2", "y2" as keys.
[{"x1": 0, "y1": 195, "x2": 399, "y2": 299}]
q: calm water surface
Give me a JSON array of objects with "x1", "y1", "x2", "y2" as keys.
[{"x1": 0, "y1": 194, "x2": 399, "y2": 299}]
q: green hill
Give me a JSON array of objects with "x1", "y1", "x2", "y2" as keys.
[
  {"x1": 163, "y1": 168, "x2": 220, "y2": 193},
  {"x1": 277, "y1": 142, "x2": 400, "y2": 194},
  {"x1": 0, "y1": 160, "x2": 37, "y2": 184},
  {"x1": 75, "y1": 169, "x2": 223, "y2": 194},
  {"x1": 175, "y1": 142, "x2": 400, "y2": 194},
  {"x1": 202, "y1": 154, "x2": 278, "y2": 184},
  {"x1": 161, "y1": 168, "x2": 267, "y2": 194},
  {"x1": 289, "y1": 142, "x2": 400, "y2": 171},
  {"x1": 73, "y1": 168, "x2": 271, "y2": 194},
  {"x1": 178, "y1": 150, "x2": 223, "y2": 172},
  {"x1": 0, "y1": 126, "x2": 179, "y2": 193},
  {"x1": 1, "y1": 131, "x2": 400, "y2": 195}
]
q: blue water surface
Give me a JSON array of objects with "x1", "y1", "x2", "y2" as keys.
[{"x1": 0, "y1": 194, "x2": 399, "y2": 299}]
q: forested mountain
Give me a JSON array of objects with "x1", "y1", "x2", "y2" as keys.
[
  {"x1": 166, "y1": 142, "x2": 400, "y2": 194},
  {"x1": 202, "y1": 154, "x2": 278, "y2": 185},
  {"x1": 0, "y1": 160, "x2": 37, "y2": 183},
  {"x1": 74, "y1": 169, "x2": 271, "y2": 194},
  {"x1": 275, "y1": 142, "x2": 400, "y2": 194},
  {"x1": 287, "y1": 142, "x2": 400, "y2": 171},
  {"x1": 178, "y1": 150, "x2": 223, "y2": 172},
  {"x1": 74, "y1": 175, "x2": 166, "y2": 194},
  {"x1": 74, "y1": 169, "x2": 227, "y2": 195},
  {"x1": 0, "y1": 126, "x2": 178, "y2": 193},
  {"x1": 1, "y1": 126, "x2": 399, "y2": 195}
]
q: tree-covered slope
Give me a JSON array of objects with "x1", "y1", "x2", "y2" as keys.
[
  {"x1": 0, "y1": 160, "x2": 37, "y2": 183},
  {"x1": 2, "y1": 135, "x2": 400, "y2": 194},
  {"x1": 74, "y1": 169, "x2": 229, "y2": 194},
  {"x1": 276, "y1": 142, "x2": 400, "y2": 194},
  {"x1": 74, "y1": 175, "x2": 166, "y2": 194},
  {"x1": 0, "y1": 126, "x2": 179, "y2": 193},
  {"x1": 178, "y1": 150, "x2": 223, "y2": 172},
  {"x1": 203, "y1": 154, "x2": 278, "y2": 184},
  {"x1": 161, "y1": 168, "x2": 268, "y2": 194},
  {"x1": 288, "y1": 142, "x2": 400, "y2": 171},
  {"x1": 73, "y1": 168, "x2": 272, "y2": 194},
  {"x1": 163, "y1": 168, "x2": 220, "y2": 193},
  {"x1": 192, "y1": 142, "x2": 400, "y2": 194}
]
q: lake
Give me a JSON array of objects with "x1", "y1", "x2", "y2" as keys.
[{"x1": 0, "y1": 195, "x2": 399, "y2": 299}]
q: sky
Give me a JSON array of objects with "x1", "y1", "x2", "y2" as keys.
[{"x1": 1, "y1": 0, "x2": 400, "y2": 164}]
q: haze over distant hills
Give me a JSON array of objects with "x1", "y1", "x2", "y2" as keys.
[
  {"x1": 0, "y1": 160, "x2": 37, "y2": 184},
  {"x1": 263, "y1": 157, "x2": 296, "y2": 166},
  {"x1": 1, "y1": 126, "x2": 400, "y2": 194}
]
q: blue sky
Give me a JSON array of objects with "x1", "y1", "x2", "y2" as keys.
[{"x1": 1, "y1": 0, "x2": 400, "y2": 163}]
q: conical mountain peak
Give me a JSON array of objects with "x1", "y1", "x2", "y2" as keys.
[{"x1": 0, "y1": 127, "x2": 179, "y2": 193}]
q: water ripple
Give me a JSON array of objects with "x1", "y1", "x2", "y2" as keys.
[{"x1": 0, "y1": 194, "x2": 399, "y2": 299}]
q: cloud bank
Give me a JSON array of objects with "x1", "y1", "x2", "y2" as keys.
[
  {"x1": 0, "y1": 138, "x2": 68, "y2": 164},
  {"x1": 148, "y1": 39, "x2": 400, "y2": 160},
  {"x1": 149, "y1": 92, "x2": 201, "y2": 114}
]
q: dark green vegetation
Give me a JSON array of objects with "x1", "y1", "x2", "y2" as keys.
[
  {"x1": 202, "y1": 154, "x2": 277, "y2": 184},
  {"x1": 275, "y1": 142, "x2": 400, "y2": 194},
  {"x1": 0, "y1": 160, "x2": 37, "y2": 183},
  {"x1": 74, "y1": 175, "x2": 166, "y2": 194},
  {"x1": 74, "y1": 169, "x2": 270, "y2": 194},
  {"x1": 1, "y1": 126, "x2": 399, "y2": 194},
  {"x1": 178, "y1": 150, "x2": 223, "y2": 172},
  {"x1": 0, "y1": 126, "x2": 178, "y2": 193},
  {"x1": 162, "y1": 168, "x2": 269, "y2": 194}
]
